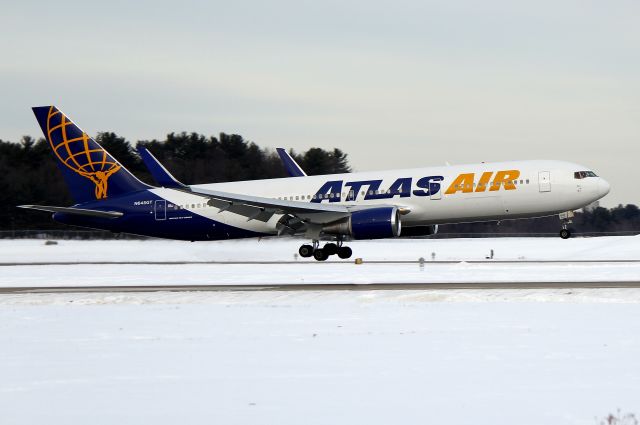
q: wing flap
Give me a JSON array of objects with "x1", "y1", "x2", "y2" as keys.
[{"x1": 206, "y1": 198, "x2": 275, "y2": 223}]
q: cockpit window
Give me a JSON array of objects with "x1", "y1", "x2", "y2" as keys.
[{"x1": 574, "y1": 171, "x2": 597, "y2": 179}]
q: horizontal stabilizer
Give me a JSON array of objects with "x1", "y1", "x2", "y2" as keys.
[
  {"x1": 137, "y1": 147, "x2": 187, "y2": 188},
  {"x1": 18, "y1": 205, "x2": 123, "y2": 219}
]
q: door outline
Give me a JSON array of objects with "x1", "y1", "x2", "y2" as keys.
[
  {"x1": 429, "y1": 182, "x2": 442, "y2": 200},
  {"x1": 538, "y1": 171, "x2": 551, "y2": 192},
  {"x1": 155, "y1": 200, "x2": 167, "y2": 220}
]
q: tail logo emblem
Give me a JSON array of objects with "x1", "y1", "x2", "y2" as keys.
[{"x1": 46, "y1": 106, "x2": 120, "y2": 199}]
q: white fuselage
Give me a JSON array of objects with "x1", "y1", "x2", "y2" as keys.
[{"x1": 151, "y1": 159, "x2": 610, "y2": 236}]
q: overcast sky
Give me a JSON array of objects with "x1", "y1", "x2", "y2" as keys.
[{"x1": 2, "y1": 0, "x2": 638, "y2": 206}]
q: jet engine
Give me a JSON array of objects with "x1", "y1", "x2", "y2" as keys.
[{"x1": 323, "y1": 207, "x2": 401, "y2": 239}]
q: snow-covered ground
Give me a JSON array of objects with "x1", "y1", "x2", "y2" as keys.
[
  {"x1": 1, "y1": 290, "x2": 639, "y2": 425},
  {"x1": 1, "y1": 237, "x2": 639, "y2": 424},
  {"x1": 1, "y1": 236, "x2": 640, "y2": 287},
  {"x1": 2, "y1": 235, "x2": 640, "y2": 263}
]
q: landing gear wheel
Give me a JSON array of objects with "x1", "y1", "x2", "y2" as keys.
[
  {"x1": 559, "y1": 228, "x2": 571, "y2": 239},
  {"x1": 337, "y1": 246, "x2": 352, "y2": 259},
  {"x1": 323, "y1": 243, "x2": 338, "y2": 256},
  {"x1": 299, "y1": 244, "x2": 313, "y2": 258},
  {"x1": 313, "y1": 249, "x2": 328, "y2": 261}
]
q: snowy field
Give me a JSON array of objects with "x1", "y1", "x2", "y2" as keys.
[
  {"x1": 1, "y1": 236, "x2": 640, "y2": 287},
  {"x1": 1, "y1": 237, "x2": 639, "y2": 424},
  {"x1": 2, "y1": 235, "x2": 640, "y2": 263},
  {"x1": 1, "y1": 290, "x2": 640, "y2": 425}
]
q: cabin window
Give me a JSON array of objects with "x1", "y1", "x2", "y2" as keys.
[{"x1": 526, "y1": 179, "x2": 530, "y2": 184}]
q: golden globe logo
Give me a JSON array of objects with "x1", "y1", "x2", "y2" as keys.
[{"x1": 46, "y1": 106, "x2": 120, "y2": 199}]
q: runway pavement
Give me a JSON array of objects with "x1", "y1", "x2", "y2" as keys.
[
  {"x1": 2, "y1": 281, "x2": 640, "y2": 293},
  {"x1": 2, "y1": 259, "x2": 639, "y2": 293},
  {"x1": 1, "y1": 259, "x2": 640, "y2": 266}
]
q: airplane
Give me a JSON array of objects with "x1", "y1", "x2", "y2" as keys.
[{"x1": 19, "y1": 106, "x2": 611, "y2": 261}]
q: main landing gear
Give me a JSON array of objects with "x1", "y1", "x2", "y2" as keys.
[{"x1": 298, "y1": 240, "x2": 353, "y2": 261}]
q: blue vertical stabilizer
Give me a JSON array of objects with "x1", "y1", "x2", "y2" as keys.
[{"x1": 32, "y1": 106, "x2": 150, "y2": 203}]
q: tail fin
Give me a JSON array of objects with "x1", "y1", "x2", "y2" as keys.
[{"x1": 32, "y1": 106, "x2": 150, "y2": 203}]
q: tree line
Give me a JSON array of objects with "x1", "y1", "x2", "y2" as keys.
[
  {"x1": 438, "y1": 203, "x2": 640, "y2": 235},
  {"x1": 0, "y1": 132, "x2": 638, "y2": 234},
  {"x1": 0, "y1": 132, "x2": 350, "y2": 230}
]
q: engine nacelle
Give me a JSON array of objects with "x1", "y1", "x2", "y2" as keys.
[
  {"x1": 323, "y1": 207, "x2": 401, "y2": 240},
  {"x1": 400, "y1": 224, "x2": 439, "y2": 237}
]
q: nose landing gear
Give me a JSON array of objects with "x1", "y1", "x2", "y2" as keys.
[
  {"x1": 559, "y1": 211, "x2": 574, "y2": 239},
  {"x1": 298, "y1": 240, "x2": 353, "y2": 261}
]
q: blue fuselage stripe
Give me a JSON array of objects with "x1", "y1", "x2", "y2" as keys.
[{"x1": 54, "y1": 190, "x2": 266, "y2": 241}]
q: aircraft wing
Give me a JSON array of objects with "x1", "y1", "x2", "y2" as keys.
[
  {"x1": 17, "y1": 205, "x2": 123, "y2": 218},
  {"x1": 138, "y1": 147, "x2": 187, "y2": 189},
  {"x1": 188, "y1": 185, "x2": 351, "y2": 224},
  {"x1": 276, "y1": 148, "x2": 307, "y2": 177}
]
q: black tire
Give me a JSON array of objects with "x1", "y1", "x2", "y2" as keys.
[
  {"x1": 299, "y1": 244, "x2": 313, "y2": 258},
  {"x1": 559, "y1": 229, "x2": 571, "y2": 239},
  {"x1": 324, "y1": 243, "x2": 338, "y2": 256},
  {"x1": 337, "y1": 246, "x2": 353, "y2": 259},
  {"x1": 313, "y1": 248, "x2": 328, "y2": 261}
]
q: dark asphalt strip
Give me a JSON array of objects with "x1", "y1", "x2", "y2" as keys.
[
  {"x1": 2, "y1": 282, "x2": 640, "y2": 294},
  {"x1": 0, "y1": 260, "x2": 639, "y2": 266}
]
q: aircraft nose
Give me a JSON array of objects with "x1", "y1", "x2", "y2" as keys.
[{"x1": 598, "y1": 178, "x2": 611, "y2": 197}]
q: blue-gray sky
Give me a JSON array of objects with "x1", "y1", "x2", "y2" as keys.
[{"x1": 2, "y1": 0, "x2": 638, "y2": 206}]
